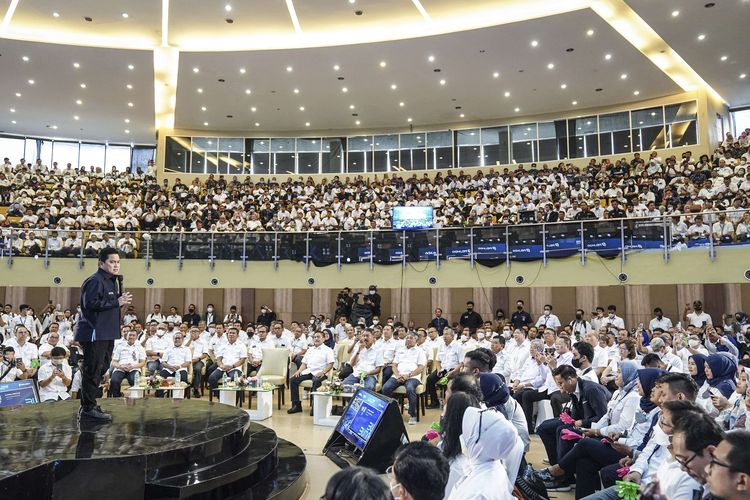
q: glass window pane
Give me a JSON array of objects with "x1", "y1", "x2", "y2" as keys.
[
  {"x1": 298, "y1": 138, "x2": 321, "y2": 174},
  {"x1": 191, "y1": 137, "x2": 217, "y2": 174},
  {"x1": 217, "y1": 138, "x2": 243, "y2": 175},
  {"x1": 537, "y1": 120, "x2": 567, "y2": 161},
  {"x1": 510, "y1": 123, "x2": 537, "y2": 164},
  {"x1": 79, "y1": 143, "x2": 105, "y2": 170},
  {"x1": 632, "y1": 107, "x2": 665, "y2": 151},
  {"x1": 427, "y1": 131, "x2": 452, "y2": 169},
  {"x1": 456, "y1": 129, "x2": 480, "y2": 168},
  {"x1": 567, "y1": 116, "x2": 598, "y2": 158},
  {"x1": 271, "y1": 138, "x2": 295, "y2": 174},
  {"x1": 105, "y1": 145, "x2": 131, "y2": 172},
  {"x1": 598, "y1": 112, "x2": 631, "y2": 155},
  {"x1": 347, "y1": 136, "x2": 372, "y2": 173},
  {"x1": 52, "y1": 141, "x2": 79, "y2": 170},
  {"x1": 321, "y1": 137, "x2": 344, "y2": 173},
  {"x1": 481, "y1": 126, "x2": 509, "y2": 166},
  {"x1": 0, "y1": 136, "x2": 26, "y2": 166},
  {"x1": 668, "y1": 121, "x2": 697, "y2": 147},
  {"x1": 247, "y1": 138, "x2": 269, "y2": 175},
  {"x1": 24, "y1": 138, "x2": 52, "y2": 169},
  {"x1": 665, "y1": 101, "x2": 697, "y2": 123},
  {"x1": 373, "y1": 134, "x2": 398, "y2": 172},
  {"x1": 399, "y1": 133, "x2": 426, "y2": 171}
]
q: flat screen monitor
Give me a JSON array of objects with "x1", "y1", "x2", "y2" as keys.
[
  {"x1": 336, "y1": 389, "x2": 390, "y2": 450},
  {"x1": 0, "y1": 379, "x2": 40, "y2": 407},
  {"x1": 392, "y1": 206, "x2": 433, "y2": 230}
]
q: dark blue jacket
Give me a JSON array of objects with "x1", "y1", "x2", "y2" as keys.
[
  {"x1": 75, "y1": 268, "x2": 121, "y2": 342},
  {"x1": 572, "y1": 378, "x2": 612, "y2": 427},
  {"x1": 428, "y1": 317, "x2": 449, "y2": 335}
]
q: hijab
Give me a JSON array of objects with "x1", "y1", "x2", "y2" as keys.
[
  {"x1": 619, "y1": 360, "x2": 639, "y2": 393},
  {"x1": 690, "y1": 354, "x2": 708, "y2": 387},
  {"x1": 479, "y1": 372, "x2": 510, "y2": 413},
  {"x1": 637, "y1": 368, "x2": 666, "y2": 413},
  {"x1": 706, "y1": 354, "x2": 737, "y2": 398}
]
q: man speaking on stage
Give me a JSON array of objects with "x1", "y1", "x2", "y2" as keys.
[{"x1": 75, "y1": 247, "x2": 132, "y2": 422}]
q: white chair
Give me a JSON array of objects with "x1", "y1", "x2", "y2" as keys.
[
  {"x1": 392, "y1": 368, "x2": 428, "y2": 422},
  {"x1": 256, "y1": 348, "x2": 290, "y2": 409},
  {"x1": 534, "y1": 399, "x2": 555, "y2": 432}
]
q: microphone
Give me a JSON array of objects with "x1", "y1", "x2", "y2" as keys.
[{"x1": 116, "y1": 275, "x2": 124, "y2": 297}]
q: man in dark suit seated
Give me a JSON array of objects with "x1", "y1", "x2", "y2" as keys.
[{"x1": 536, "y1": 365, "x2": 611, "y2": 490}]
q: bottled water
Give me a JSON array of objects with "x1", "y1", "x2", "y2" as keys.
[
  {"x1": 134, "y1": 370, "x2": 140, "y2": 387},
  {"x1": 175, "y1": 370, "x2": 181, "y2": 386},
  {"x1": 222, "y1": 371, "x2": 228, "y2": 387}
]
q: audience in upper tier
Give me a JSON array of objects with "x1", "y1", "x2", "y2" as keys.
[
  {"x1": 3, "y1": 289, "x2": 750, "y2": 499},
  {"x1": 2, "y1": 136, "x2": 750, "y2": 248}
]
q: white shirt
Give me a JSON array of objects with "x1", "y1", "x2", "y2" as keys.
[
  {"x1": 592, "y1": 345, "x2": 609, "y2": 369},
  {"x1": 437, "y1": 340, "x2": 464, "y2": 372},
  {"x1": 301, "y1": 344, "x2": 335, "y2": 375},
  {"x1": 38, "y1": 342, "x2": 69, "y2": 362},
  {"x1": 38, "y1": 362, "x2": 72, "y2": 401},
  {"x1": 146, "y1": 313, "x2": 165, "y2": 323},
  {"x1": 112, "y1": 342, "x2": 146, "y2": 372},
  {"x1": 492, "y1": 350, "x2": 512, "y2": 382},
  {"x1": 535, "y1": 313, "x2": 561, "y2": 330},
  {"x1": 145, "y1": 335, "x2": 171, "y2": 356},
  {"x1": 161, "y1": 345, "x2": 192, "y2": 374},
  {"x1": 187, "y1": 339, "x2": 208, "y2": 362},
  {"x1": 591, "y1": 387, "x2": 641, "y2": 436},
  {"x1": 290, "y1": 335, "x2": 308, "y2": 356},
  {"x1": 0, "y1": 362, "x2": 22, "y2": 381},
  {"x1": 392, "y1": 346, "x2": 427, "y2": 380},
  {"x1": 3, "y1": 339, "x2": 39, "y2": 366},
  {"x1": 217, "y1": 341, "x2": 248, "y2": 369},
  {"x1": 351, "y1": 346, "x2": 381, "y2": 374},
  {"x1": 208, "y1": 334, "x2": 229, "y2": 356},
  {"x1": 686, "y1": 311, "x2": 712, "y2": 327},
  {"x1": 379, "y1": 337, "x2": 401, "y2": 364},
  {"x1": 602, "y1": 315, "x2": 626, "y2": 330},
  {"x1": 270, "y1": 333, "x2": 293, "y2": 349},
  {"x1": 649, "y1": 316, "x2": 673, "y2": 331},
  {"x1": 166, "y1": 314, "x2": 181, "y2": 324}
]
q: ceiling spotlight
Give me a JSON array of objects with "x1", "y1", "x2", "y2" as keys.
[
  {"x1": 127, "y1": 64, "x2": 134, "y2": 70},
  {"x1": 73, "y1": 62, "x2": 80, "y2": 68},
  {"x1": 122, "y1": 12, "x2": 129, "y2": 18},
  {"x1": 305, "y1": 122, "x2": 310, "y2": 127},
  {"x1": 390, "y1": 84, "x2": 397, "y2": 90},
  {"x1": 193, "y1": 67, "x2": 199, "y2": 73},
  {"x1": 741, "y1": 74, "x2": 747, "y2": 79},
  {"x1": 572, "y1": 100, "x2": 578, "y2": 105},
  {"x1": 73, "y1": 115, "x2": 79, "y2": 120},
  {"x1": 547, "y1": 63, "x2": 555, "y2": 69},
  {"x1": 604, "y1": 53, "x2": 612, "y2": 60},
  {"x1": 286, "y1": 66, "x2": 293, "y2": 72},
  {"x1": 53, "y1": 12, "x2": 60, "y2": 17},
  {"x1": 720, "y1": 55, "x2": 728, "y2": 61},
  {"x1": 126, "y1": 84, "x2": 133, "y2": 89},
  {"x1": 620, "y1": 73, "x2": 627, "y2": 79},
  {"x1": 560, "y1": 83, "x2": 567, "y2": 89},
  {"x1": 379, "y1": 61, "x2": 387, "y2": 68},
  {"x1": 255, "y1": 122, "x2": 260, "y2": 126},
  {"x1": 251, "y1": 107, "x2": 257, "y2": 112},
  {"x1": 428, "y1": 55, "x2": 435, "y2": 62},
  {"x1": 28, "y1": 79, "x2": 35, "y2": 85},
  {"x1": 203, "y1": 122, "x2": 208, "y2": 126},
  {"x1": 15, "y1": 92, "x2": 21, "y2": 97},
  {"x1": 349, "y1": 104, "x2": 355, "y2": 109},
  {"x1": 504, "y1": 91, "x2": 510, "y2": 97},
  {"x1": 671, "y1": 10, "x2": 679, "y2": 17},
  {"x1": 22, "y1": 56, "x2": 29, "y2": 62},
  {"x1": 633, "y1": 90, "x2": 640, "y2": 95},
  {"x1": 514, "y1": 107, "x2": 520, "y2": 112},
  {"x1": 11, "y1": 120, "x2": 15, "y2": 124},
  {"x1": 124, "y1": 118, "x2": 130, "y2": 123},
  {"x1": 586, "y1": 29, "x2": 594, "y2": 36},
  {"x1": 52, "y1": 125, "x2": 58, "y2": 130},
  {"x1": 399, "y1": 101, "x2": 405, "y2": 107},
  {"x1": 530, "y1": 40, "x2": 538, "y2": 47},
  {"x1": 697, "y1": 34, "x2": 706, "y2": 41},
  {"x1": 245, "y1": 89, "x2": 251, "y2": 94},
  {"x1": 459, "y1": 113, "x2": 465, "y2": 118},
  {"x1": 355, "y1": 120, "x2": 361, "y2": 125},
  {"x1": 197, "y1": 88, "x2": 203, "y2": 93},
  {"x1": 333, "y1": 64, "x2": 340, "y2": 71},
  {"x1": 200, "y1": 106, "x2": 206, "y2": 111},
  {"x1": 76, "y1": 99, "x2": 82, "y2": 105},
  {"x1": 439, "y1": 79, "x2": 446, "y2": 85},
  {"x1": 293, "y1": 88, "x2": 300, "y2": 94},
  {"x1": 493, "y1": 71, "x2": 500, "y2": 78},
  {"x1": 407, "y1": 117, "x2": 413, "y2": 122},
  {"x1": 9, "y1": 108, "x2": 15, "y2": 113},
  {"x1": 80, "y1": 83, "x2": 86, "y2": 88},
  {"x1": 128, "y1": 102, "x2": 134, "y2": 107},
  {"x1": 239, "y1": 68, "x2": 247, "y2": 75},
  {"x1": 342, "y1": 87, "x2": 348, "y2": 93},
  {"x1": 225, "y1": 4, "x2": 232, "y2": 12},
  {"x1": 299, "y1": 106, "x2": 305, "y2": 111}
]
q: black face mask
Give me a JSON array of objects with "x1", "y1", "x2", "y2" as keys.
[
  {"x1": 467, "y1": 308, "x2": 473, "y2": 312},
  {"x1": 517, "y1": 305, "x2": 523, "y2": 311},
  {"x1": 189, "y1": 308, "x2": 195, "y2": 313},
  {"x1": 572, "y1": 358, "x2": 581, "y2": 369},
  {"x1": 575, "y1": 313, "x2": 582, "y2": 320}
]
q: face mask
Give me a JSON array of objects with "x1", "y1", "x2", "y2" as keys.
[
  {"x1": 261, "y1": 308, "x2": 267, "y2": 314},
  {"x1": 609, "y1": 313, "x2": 615, "y2": 319},
  {"x1": 77, "y1": 307, "x2": 81, "y2": 312},
  {"x1": 461, "y1": 335, "x2": 468, "y2": 342},
  {"x1": 575, "y1": 313, "x2": 582, "y2": 320},
  {"x1": 503, "y1": 329, "x2": 511, "y2": 337},
  {"x1": 544, "y1": 310, "x2": 551, "y2": 316},
  {"x1": 688, "y1": 339, "x2": 700, "y2": 348},
  {"x1": 517, "y1": 305, "x2": 523, "y2": 311},
  {"x1": 189, "y1": 308, "x2": 195, "y2": 313},
  {"x1": 652, "y1": 426, "x2": 671, "y2": 446},
  {"x1": 207, "y1": 307, "x2": 213, "y2": 313},
  {"x1": 309, "y1": 319, "x2": 315, "y2": 325},
  {"x1": 467, "y1": 307, "x2": 474, "y2": 312},
  {"x1": 156, "y1": 329, "x2": 165, "y2": 337},
  {"x1": 477, "y1": 333, "x2": 485, "y2": 340},
  {"x1": 208, "y1": 327, "x2": 216, "y2": 334},
  {"x1": 372, "y1": 320, "x2": 379, "y2": 325},
  {"x1": 572, "y1": 358, "x2": 581, "y2": 369},
  {"x1": 369, "y1": 290, "x2": 375, "y2": 295}
]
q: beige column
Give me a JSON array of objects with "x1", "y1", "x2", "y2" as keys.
[
  {"x1": 677, "y1": 284, "x2": 704, "y2": 323},
  {"x1": 724, "y1": 284, "x2": 742, "y2": 316},
  {"x1": 49, "y1": 288, "x2": 68, "y2": 309},
  {"x1": 624, "y1": 285, "x2": 651, "y2": 330},
  {"x1": 273, "y1": 289, "x2": 293, "y2": 324},
  {"x1": 530, "y1": 287, "x2": 553, "y2": 319},
  {"x1": 184, "y1": 288, "x2": 204, "y2": 313},
  {"x1": 390, "y1": 288, "x2": 411, "y2": 323},
  {"x1": 5, "y1": 287, "x2": 27, "y2": 310},
  {"x1": 144, "y1": 288, "x2": 165, "y2": 310},
  {"x1": 312, "y1": 289, "x2": 332, "y2": 317},
  {"x1": 223, "y1": 289, "x2": 242, "y2": 317},
  {"x1": 576, "y1": 287, "x2": 600, "y2": 319},
  {"x1": 473, "y1": 288, "x2": 494, "y2": 324},
  {"x1": 431, "y1": 288, "x2": 451, "y2": 317}
]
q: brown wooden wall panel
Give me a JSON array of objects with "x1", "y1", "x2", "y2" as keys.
[
  {"x1": 703, "y1": 284, "x2": 726, "y2": 326},
  {"x1": 203, "y1": 288, "x2": 225, "y2": 319},
  {"x1": 449, "y1": 288, "x2": 474, "y2": 325},
  {"x1": 379, "y1": 288, "x2": 392, "y2": 320},
  {"x1": 241, "y1": 289, "x2": 255, "y2": 324},
  {"x1": 163, "y1": 289, "x2": 184, "y2": 314},
  {"x1": 551, "y1": 287, "x2": 577, "y2": 325},
  {"x1": 409, "y1": 288, "x2": 432, "y2": 327},
  {"x1": 598, "y1": 286, "x2": 626, "y2": 317},
  {"x1": 742, "y1": 284, "x2": 750, "y2": 317},
  {"x1": 26, "y1": 287, "x2": 51, "y2": 313},
  {"x1": 0, "y1": 287, "x2": 5, "y2": 305},
  {"x1": 624, "y1": 285, "x2": 651, "y2": 330},
  {"x1": 129, "y1": 288, "x2": 147, "y2": 321},
  {"x1": 724, "y1": 284, "x2": 742, "y2": 317},
  {"x1": 493, "y1": 287, "x2": 509, "y2": 319},
  {"x1": 292, "y1": 289, "x2": 312, "y2": 320},
  {"x1": 650, "y1": 285, "x2": 678, "y2": 325}
]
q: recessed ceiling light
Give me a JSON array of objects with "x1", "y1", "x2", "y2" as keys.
[
  {"x1": 255, "y1": 122, "x2": 260, "y2": 127},
  {"x1": 11, "y1": 120, "x2": 15, "y2": 124},
  {"x1": 193, "y1": 67, "x2": 199, "y2": 73},
  {"x1": 342, "y1": 87, "x2": 348, "y2": 92},
  {"x1": 741, "y1": 73, "x2": 747, "y2": 79},
  {"x1": 251, "y1": 107, "x2": 257, "y2": 112},
  {"x1": 76, "y1": 99, "x2": 82, "y2": 105},
  {"x1": 22, "y1": 56, "x2": 29, "y2": 62},
  {"x1": 697, "y1": 34, "x2": 706, "y2": 41},
  {"x1": 604, "y1": 53, "x2": 612, "y2": 60},
  {"x1": 355, "y1": 120, "x2": 361, "y2": 125},
  {"x1": 305, "y1": 122, "x2": 310, "y2": 127},
  {"x1": 493, "y1": 72, "x2": 500, "y2": 78},
  {"x1": 720, "y1": 55, "x2": 728, "y2": 61},
  {"x1": 514, "y1": 107, "x2": 520, "y2": 112},
  {"x1": 333, "y1": 64, "x2": 340, "y2": 71},
  {"x1": 504, "y1": 91, "x2": 510, "y2": 97},
  {"x1": 128, "y1": 102, "x2": 134, "y2": 107},
  {"x1": 27, "y1": 79, "x2": 35, "y2": 85},
  {"x1": 390, "y1": 84, "x2": 397, "y2": 90},
  {"x1": 127, "y1": 64, "x2": 134, "y2": 70},
  {"x1": 126, "y1": 84, "x2": 133, "y2": 89},
  {"x1": 299, "y1": 106, "x2": 305, "y2": 111},
  {"x1": 428, "y1": 55, "x2": 435, "y2": 62},
  {"x1": 379, "y1": 61, "x2": 387, "y2": 67},
  {"x1": 52, "y1": 12, "x2": 60, "y2": 17},
  {"x1": 671, "y1": 10, "x2": 679, "y2": 17},
  {"x1": 349, "y1": 104, "x2": 355, "y2": 109},
  {"x1": 73, "y1": 62, "x2": 80, "y2": 68},
  {"x1": 547, "y1": 63, "x2": 555, "y2": 69},
  {"x1": 560, "y1": 83, "x2": 567, "y2": 89},
  {"x1": 459, "y1": 113, "x2": 465, "y2": 118},
  {"x1": 52, "y1": 125, "x2": 58, "y2": 130},
  {"x1": 240, "y1": 68, "x2": 246, "y2": 74},
  {"x1": 572, "y1": 100, "x2": 578, "y2": 105},
  {"x1": 245, "y1": 89, "x2": 251, "y2": 94},
  {"x1": 9, "y1": 108, "x2": 15, "y2": 113},
  {"x1": 586, "y1": 29, "x2": 594, "y2": 36},
  {"x1": 633, "y1": 90, "x2": 640, "y2": 95},
  {"x1": 122, "y1": 12, "x2": 129, "y2": 18},
  {"x1": 200, "y1": 106, "x2": 207, "y2": 111},
  {"x1": 15, "y1": 92, "x2": 21, "y2": 97},
  {"x1": 439, "y1": 79, "x2": 446, "y2": 85},
  {"x1": 530, "y1": 40, "x2": 538, "y2": 47},
  {"x1": 286, "y1": 66, "x2": 293, "y2": 72},
  {"x1": 124, "y1": 118, "x2": 130, "y2": 123},
  {"x1": 620, "y1": 73, "x2": 627, "y2": 79},
  {"x1": 80, "y1": 83, "x2": 86, "y2": 88},
  {"x1": 73, "y1": 115, "x2": 79, "y2": 120},
  {"x1": 197, "y1": 88, "x2": 203, "y2": 93},
  {"x1": 407, "y1": 118, "x2": 412, "y2": 122},
  {"x1": 399, "y1": 101, "x2": 405, "y2": 107},
  {"x1": 225, "y1": 4, "x2": 232, "y2": 12},
  {"x1": 203, "y1": 122, "x2": 208, "y2": 126}
]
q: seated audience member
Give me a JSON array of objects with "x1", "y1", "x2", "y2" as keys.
[
  {"x1": 490, "y1": 335, "x2": 512, "y2": 381},
  {"x1": 536, "y1": 365, "x2": 611, "y2": 477},
  {"x1": 340, "y1": 330, "x2": 381, "y2": 391},
  {"x1": 572, "y1": 341, "x2": 599, "y2": 383},
  {"x1": 512, "y1": 339, "x2": 553, "y2": 433},
  {"x1": 0, "y1": 346, "x2": 29, "y2": 381},
  {"x1": 144, "y1": 325, "x2": 170, "y2": 374},
  {"x1": 37, "y1": 346, "x2": 72, "y2": 402},
  {"x1": 381, "y1": 332, "x2": 427, "y2": 425},
  {"x1": 438, "y1": 391, "x2": 480, "y2": 498},
  {"x1": 601, "y1": 339, "x2": 636, "y2": 392},
  {"x1": 447, "y1": 406, "x2": 522, "y2": 500},
  {"x1": 713, "y1": 368, "x2": 749, "y2": 430},
  {"x1": 698, "y1": 353, "x2": 738, "y2": 417},
  {"x1": 706, "y1": 430, "x2": 750, "y2": 500},
  {"x1": 110, "y1": 330, "x2": 146, "y2": 397},
  {"x1": 157, "y1": 331, "x2": 191, "y2": 396},
  {"x1": 426, "y1": 330, "x2": 463, "y2": 408},
  {"x1": 38, "y1": 331, "x2": 69, "y2": 362},
  {"x1": 287, "y1": 332, "x2": 335, "y2": 415},
  {"x1": 4, "y1": 326, "x2": 39, "y2": 378},
  {"x1": 649, "y1": 336, "x2": 684, "y2": 373},
  {"x1": 323, "y1": 466, "x2": 392, "y2": 500},
  {"x1": 184, "y1": 326, "x2": 208, "y2": 398},
  {"x1": 390, "y1": 442, "x2": 449, "y2": 500},
  {"x1": 207, "y1": 328, "x2": 248, "y2": 392}
]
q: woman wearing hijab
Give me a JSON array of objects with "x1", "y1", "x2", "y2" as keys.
[
  {"x1": 447, "y1": 406, "x2": 520, "y2": 500},
  {"x1": 533, "y1": 361, "x2": 642, "y2": 497},
  {"x1": 697, "y1": 353, "x2": 738, "y2": 417},
  {"x1": 688, "y1": 353, "x2": 708, "y2": 388},
  {"x1": 478, "y1": 372, "x2": 530, "y2": 453}
]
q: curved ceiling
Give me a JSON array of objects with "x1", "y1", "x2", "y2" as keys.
[{"x1": 0, "y1": 0, "x2": 746, "y2": 145}]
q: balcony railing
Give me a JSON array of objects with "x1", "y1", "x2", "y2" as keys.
[{"x1": 2, "y1": 209, "x2": 747, "y2": 270}]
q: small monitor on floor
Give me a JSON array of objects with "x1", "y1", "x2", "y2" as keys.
[{"x1": 0, "y1": 379, "x2": 40, "y2": 407}]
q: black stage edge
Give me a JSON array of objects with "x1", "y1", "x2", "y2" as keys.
[{"x1": 0, "y1": 399, "x2": 307, "y2": 500}]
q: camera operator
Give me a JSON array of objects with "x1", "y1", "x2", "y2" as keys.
[{"x1": 0, "y1": 346, "x2": 29, "y2": 382}]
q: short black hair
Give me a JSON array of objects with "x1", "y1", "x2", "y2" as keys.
[
  {"x1": 324, "y1": 466, "x2": 391, "y2": 500},
  {"x1": 448, "y1": 374, "x2": 483, "y2": 402},
  {"x1": 608, "y1": 304, "x2": 617, "y2": 311},
  {"x1": 464, "y1": 349, "x2": 493, "y2": 372},
  {"x1": 724, "y1": 430, "x2": 750, "y2": 476},
  {"x1": 553, "y1": 364, "x2": 577, "y2": 379},
  {"x1": 466, "y1": 300, "x2": 475, "y2": 306},
  {"x1": 656, "y1": 372, "x2": 698, "y2": 401},
  {"x1": 654, "y1": 307, "x2": 663, "y2": 313},
  {"x1": 573, "y1": 341, "x2": 594, "y2": 363},
  {"x1": 641, "y1": 353, "x2": 662, "y2": 367},
  {"x1": 50, "y1": 346, "x2": 66, "y2": 357},
  {"x1": 98, "y1": 247, "x2": 120, "y2": 262},
  {"x1": 492, "y1": 336, "x2": 506, "y2": 346},
  {"x1": 516, "y1": 299, "x2": 525, "y2": 305},
  {"x1": 393, "y1": 442, "x2": 450, "y2": 500},
  {"x1": 673, "y1": 410, "x2": 724, "y2": 454}
]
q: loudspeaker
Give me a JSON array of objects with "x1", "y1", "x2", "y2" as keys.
[
  {"x1": 515, "y1": 275, "x2": 525, "y2": 284},
  {"x1": 323, "y1": 389, "x2": 409, "y2": 473},
  {"x1": 210, "y1": 277, "x2": 219, "y2": 286},
  {"x1": 52, "y1": 276, "x2": 62, "y2": 285},
  {"x1": 146, "y1": 277, "x2": 155, "y2": 286},
  {"x1": 617, "y1": 273, "x2": 629, "y2": 283},
  {"x1": 744, "y1": 269, "x2": 750, "y2": 281},
  {"x1": 428, "y1": 276, "x2": 437, "y2": 285},
  {"x1": 307, "y1": 277, "x2": 316, "y2": 285}
]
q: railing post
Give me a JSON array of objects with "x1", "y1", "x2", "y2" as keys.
[
  {"x1": 43, "y1": 230, "x2": 49, "y2": 269},
  {"x1": 336, "y1": 231, "x2": 342, "y2": 271},
  {"x1": 178, "y1": 232, "x2": 184, "y2": 270},
  {"x1": 6, "y1": 228, "x2": 14, "y2": 267},
  {"x1": 78, "y1": 230, "x2": 85, "y2": 269},
  {"x1": 305, "y1": 232, "x2": 311, "y2": 271},
  {"x1": 505, "y1": 225, "x2": 510, "y2": 267},
  {"x1": 369, "y1": 231, "x2": 374, "y2": 271},
  {"x1": 435, "y1": 229, "x2": 440, "y2": 269},
  {"x1": 241, "y1": 232, "x2": 247, "y2": 271},
  {"x1": 273, "y1": 232, "x2": 279, "y2": 270},
  {"x1": 580, "y1": 222, "x2": 585, "y2": 266},
  {"x1": 145, "y1": 233, "x2": 151, "y2": 270},
  {"x1": 402, "y1": 231, "x2": 406, "y2": 270},
  {"x1": 209, "y1": 232, "x2": 215, "y2": 270},
  {"x1": 620, "y1": 219, "x2": 626, "y2": 265},
  {"x1": 469, "y1": 227, "x2": 475, "y2": 270},
  {"x1": 662, "y1": 216, "x2": 670, "y2": 263},
  {"x1": 541, "y1": 223, "x2": 547, "y2": 268},
  {"x1": 708, "y1": 225, "x2": 716, "y2": 261}
]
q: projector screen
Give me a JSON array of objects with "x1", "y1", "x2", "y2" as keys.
[
  {"x1": 336, "y1": 389, "x2": 390, "y2": 450},
  {"x1": 392, "y1": 206, "x2": 433, "y2": 230}
]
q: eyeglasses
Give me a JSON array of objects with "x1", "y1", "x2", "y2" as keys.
[
  {"x1": 709, "y1": 456, "x2": 736, "y2": 472},
  {"x1": 675, "y1": 453, "x2": 698, "y2": 468}
]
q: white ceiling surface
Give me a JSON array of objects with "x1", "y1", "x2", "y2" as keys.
[
  {"x1": 625, "y1": 0, "x2": 750, "y2": 107},
  {"x1": 174, "y1": 9, "x2": 680, "y2": 134},
  {"x1": 0, "y1": 39, "x2": 155, "y2": 143}
]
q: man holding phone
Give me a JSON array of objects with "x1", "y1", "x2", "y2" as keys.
[
  {"x1": 75, "y1": 248, "x2": 132, "y2": 422},
  {"x1": 38, "y1": 346, "x2": 72, "y2": 402}
]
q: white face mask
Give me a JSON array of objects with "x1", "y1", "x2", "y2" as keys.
[
  {"x1": 156, "y1": 329, "x2": 165, "y2": 337},
  {"x1": 309, "y1": 319, "x2": 315, "y2": 324},
  {"x1": 372, "y1": 320, "x2": 379, "y2": 325},
  {"x1": 544, "y1": 310, "x2": 551, "y2": 316},
  {"x1": 208, "y1": 327, "x2": 216, "y2": 334},
  {"x1": 688, "y1": 339, "x2": 700, "y2": 348},
  {"x1": 369, "y1": 290, "x2": 375, "y2": 295},
  {"x1": 477, "y1": 332, "x2": 485, "y2": 340},
  {"x1": 207, "y1": 307, "x2": 213, "y2": 313},
  {"x1": 461, "y1": 334, "x2": 468, "y2": 342}
]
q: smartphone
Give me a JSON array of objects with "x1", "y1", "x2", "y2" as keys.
[
  {"x1": 16, "y1": 359, "x2": 22, "y2": 367},
  {"x1": 703, "y1": 321, "x2": 708, "y2": 328},
  {"x1": 710, "y1": 388, "x2": 723, "y2": 398},
  {"x1": 544, "y1": 347, "x2": 556, "y2": 355}
]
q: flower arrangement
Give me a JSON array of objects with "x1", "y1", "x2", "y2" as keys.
[
  {"x1": 325, "y1": 379, "x2": 344, "y2": 395},
  {"x1": 144, "y1": 375, "x2": 164, "y2": 389}
]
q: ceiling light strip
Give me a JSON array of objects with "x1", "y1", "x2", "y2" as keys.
[
  {"x1": 1, "y1": 0, "x2": 19, "y2": 31},
  {"x1": 154, "y1": 47, "x2": 179, "y2": 130},
  {"x1": 411, "y1": 0, "x2": 431, "y2": 22},
  {"x1": 589, "y1": 0, "x2": 725, "y2": 103},
  {"x1": 161, "y1": 0, "x2": 170, "y2": 47},
  {"x1": 285, "y1": 0, "x2": 303, "y2": 34}
]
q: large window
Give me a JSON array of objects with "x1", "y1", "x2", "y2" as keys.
[
  {"x1": 373, "y1": 134, "x2": 398, "y2": 172},
  {"x1": 568, "y1": 116, "x2": 598, "y2": 158},
  {"x1": 165, "y1": 137, "x2": 190, "y2": 172},
  {"x1": 427, "y1": 131, "x2": 451, "y2": 169},
  {"x1": 218, "y1": 138, "x2": 244, "y2": 175},
  {"x1": 632, "y1": 107, "x2": 666, "y2": 151},
  {"x1": 665, "y1": 101, "x2": 697, "y2": 147},
  {"x1": 191, "y1": 137, "x2": 217, "y2": 174},
  {"x1": 247, "y1": 138, "x2": 270, "y2": 175},
  {"x1": 510, "y1": 124, "x2": 537, "y2": 164},
  {"x1": 105, "y1": 145, "x2": 132, "y2": 171},
  {"x1": 79, "y1": 143, "x2": 105, "y2": 170},
  {"x1": 538, "y1": 120, "x2": 567, "y2": 161},
  {"x1": 481, "y1": 127, "x2": 509, "y2": 166},
  {"x1": 456, "y1": 129, "x2": 481, "y2": 168},
  {"x1": 271, "y1": 138, "x2": 295, "y2": 174},
  {"x1": 0, "y1": 136, "x2": 28, "y2": 165},
  {"x1": 400, "y1": 133, "x2": 426, "y2": 171},
  {"x1": 347, "y1": 136, "x2": 371, "y2": 173},
  {"x1": 321, "y1": 137, "x2": 344, "y2": 173},
  {"x1": 599, "y1": 112, "x2": 631, "y2": 155},
  {"x1": 297, "y1": 138, "x2": 321, "y2": 174}
]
